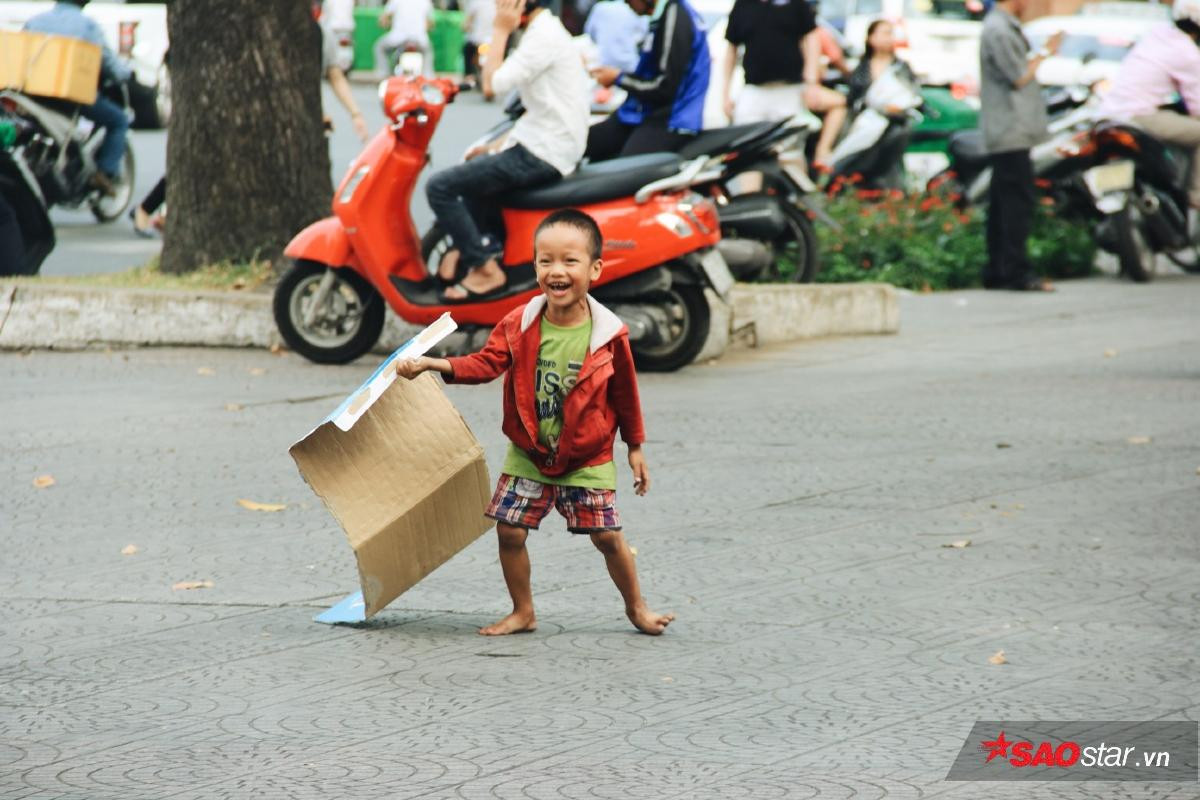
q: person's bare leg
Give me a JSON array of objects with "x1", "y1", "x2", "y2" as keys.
[
  {"x1": 813, "y1": 103, "x2": 847, "y2": 167},
  {"x1": 589, "y1": 530, "x2": 674, "y2": 635},
  {"x1": 437, "y1": 248, "x2": 460, "y2": 282},
  {"x1": 480, "y1": 522, "x2": 538, "y2": 635},
  {"x1": 443, "y1": 257, "x2": 506, "y2": 299}
]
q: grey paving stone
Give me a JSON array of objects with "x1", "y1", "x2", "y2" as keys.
[{"x1": 1, "y1": 277, "x2": 1198, "y2": 798}]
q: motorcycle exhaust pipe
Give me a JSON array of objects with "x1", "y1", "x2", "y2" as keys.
[
  {"x1": 716, "y1": 194, "x2": 789, "y2": 240},
  {"x1": 611, "y1": 304, "x2": 669, "y2": 346},
  {"x1": 1137, "y1": 188, "x2": 1187, "y2": 251},
  {"x1": 717, "y1": 238, "x2": 773, "y2": 281}
]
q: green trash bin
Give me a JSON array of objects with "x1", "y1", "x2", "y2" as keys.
[
  {"x1": 352, "y1": 6, "x2": 385, "y2": 73},
  {"x1": 431, "y1": 10, "x2": 465, "y2": 75},
  {"x1": 352, "y1": 7, "x2": 464, "y2": 75}
]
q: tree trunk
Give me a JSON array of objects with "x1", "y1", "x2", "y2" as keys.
[{"x1": 162, "y1": 0, "x2": 332, "y2": 273}]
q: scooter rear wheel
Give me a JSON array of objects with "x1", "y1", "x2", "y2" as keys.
[
  {"x1": 630, "y1": 284, "x2": 710, "y2": 372},
  {"x1": 768, "y1": 200, "x2": 820, "y2": 283},
  {"x1": 1113, "y1": 203, "x2": 1156, "y2": 283},
  {"x1": 273, "y1": 260, "x2": 385, "y2": 364}
]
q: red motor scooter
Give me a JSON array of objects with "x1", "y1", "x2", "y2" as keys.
[{"x1": 274, "y1": 76, "x2": 733, "y2": 371}]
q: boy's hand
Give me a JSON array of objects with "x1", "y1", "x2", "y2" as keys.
[
  {"x1": 394, "y1": 357, "x2": 429, "y2": 381},
  {"x1": 628, "y1": 445, "x2": 650, "y2": 496}
]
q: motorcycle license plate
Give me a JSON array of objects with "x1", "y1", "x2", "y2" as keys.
[
  {"x1": 1083, "y1": 160, "x2": 1134, "y2": 197},
  {"x1": 700, "y1": 248, "x2": 735, "y2": 299}
]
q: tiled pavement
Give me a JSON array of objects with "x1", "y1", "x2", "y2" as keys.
[{"x1": 2, "y1": 277, "x2": 1198, "y2": 798}]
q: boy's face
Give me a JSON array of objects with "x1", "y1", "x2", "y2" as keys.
[{"x1": 534, "y1": 224, "x2": 602, "y2": 313}]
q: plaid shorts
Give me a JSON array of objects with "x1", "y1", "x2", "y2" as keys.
[{"x1": 485, "y1": 474, "x2": 622, "y2": 534}]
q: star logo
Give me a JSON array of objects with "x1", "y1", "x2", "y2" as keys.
[{"x1": 981, "y1": 731, "x2": 1013, "y2": 763}]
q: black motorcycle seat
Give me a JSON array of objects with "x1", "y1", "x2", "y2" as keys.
[
  {"x1": 676, "y1": 122, "x2": 780, "y2": 159},
  {"x1": 947, "y1": 130, "x2": 989, "y2": 169},
  {"x1": 505, "y1": 152, "x2": 683, "y2": 209}
]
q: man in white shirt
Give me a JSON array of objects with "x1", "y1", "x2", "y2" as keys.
[
  {"x1": 373, "y1": 0, "x2": 435, "y2": 77},
  {"x1": 427, "y1": 0, "x2": 589, "y2": 302}
]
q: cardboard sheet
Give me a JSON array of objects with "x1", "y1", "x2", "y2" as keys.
[{"x1": 291, "y1": 314, "x2": 493, "y2": 622}]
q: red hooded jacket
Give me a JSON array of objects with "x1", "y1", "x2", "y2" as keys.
[{"x1": 445, "y1": 295, "x2": 645, "y2": 478}]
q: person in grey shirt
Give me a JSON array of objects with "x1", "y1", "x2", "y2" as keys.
[{"x1": 979, "y1": 0, "x2": 1061, "y2": 291}]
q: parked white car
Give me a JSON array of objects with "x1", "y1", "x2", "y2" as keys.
[
  {"x1": 1025, "y1": 13, "x2": 1165, "y2": 89},
  {"x1": 0, "y1": 0, "x2": 169, "y2": 128}
]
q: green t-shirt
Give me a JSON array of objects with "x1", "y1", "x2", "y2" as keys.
[{"x1": 501, "y1": 316, "x2": 617, "y2": 489}]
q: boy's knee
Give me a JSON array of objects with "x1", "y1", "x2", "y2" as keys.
[
  {"x1": 496, "y1": 523, "x2": 528, "y2": 549},
  {"x1": 589, "y1": 530, "x2": 624, "y2": 555}
]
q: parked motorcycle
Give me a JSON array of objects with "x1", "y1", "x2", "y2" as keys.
[
  {"x1": 463, "y1": 95, "x2": 830, "y2": 283},
  {"x1": 928, "y1": 85, "x2": 1097, "y2": 205},
  {"x1": 1050, "y1": 118, "x2": 1197, "y2": 282},
  {"x1": 275, "y1": 76, "x2": 735, "y2": 372},
  {"x1": 0, "y1": 80, "x2": 136, "y2": 223},
  {"x1": 827, "y1": 63, "x2": 924, "y2": 192},
  {"x1": 0, "y1": 110, "x2": 55, "y2": 275}
]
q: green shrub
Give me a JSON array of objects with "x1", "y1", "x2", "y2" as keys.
[{"x1": 805, "y1": 190, "x2": 1096, "y2": 290}]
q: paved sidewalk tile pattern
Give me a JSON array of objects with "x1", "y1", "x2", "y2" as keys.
[{"x1": 1, "y1": 278, "x2": 1198, "y2": 799}]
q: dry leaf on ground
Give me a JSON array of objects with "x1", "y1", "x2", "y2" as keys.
[
  {"x1": 269, "y1": 343, "x2": 285, "y2": 356},
  {"x1": 172, "y1": 580, "x2": 213, "y2": 591},
  {"x1": 1103, "y1": 348, "x2": 1118, "y2": 358},
  {"x1": 942, "y1": 539, "x2": 972, "y2": 549},
  {"x1": 995, "y1": 442, "x2": 1012, "y2": 449},
  {"x1": 237, "y1": 499, "x2": 286, "y2": 512},
  {"x1": 988, "y1": 649, "x2": 1007, "y2": 665},
  {"x1": 196, "y1": 367, "x2": 215, "y2": 376},
  {"x1": 121, "y1": 544, "x2": 139, "y2": 556},
  {"x1": 224, "y1": 403, "x2": 244, "y2": 412},
  {"x1": 248, "y1": 367, "x2": 266, "y2": 377},
  {"x1": 33, "y1": 474, "x2": 56, "y2": 489},
  {"x1": 1127, "y1": 436, "x2": 1152, "y2": 445},
  {"x1": 628, "y1": 546, "x2": 638, "y2": 556}
]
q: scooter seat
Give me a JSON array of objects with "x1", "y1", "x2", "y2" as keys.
[
  {"x1": 677, "y1": 122, "x2": 781, "y2": 159},
  {"x1": 947, "y1": 130, "x2": 990, "y2": 170},
  {"x1": 505, "y1": 153, "x2": 683, "y2": 209}
]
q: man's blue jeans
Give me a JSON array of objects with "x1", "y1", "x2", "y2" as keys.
[
  {"x1": 425, "y1": 145, "x2": 560, "y2": 272},
  {"x1": 79, "y1": 96, "x2": 129, "y2": 179}
]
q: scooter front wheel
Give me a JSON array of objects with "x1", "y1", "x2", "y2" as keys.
[{"x1": 273, "y1": 260, "x2": 385, "y2": 364}]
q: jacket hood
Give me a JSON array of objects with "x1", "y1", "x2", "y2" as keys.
[{"x1": 519, "y1": 295, "x2": 626, "y2": 353}]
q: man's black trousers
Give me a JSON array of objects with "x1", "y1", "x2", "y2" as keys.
[{"x1": 985, "y1": 148, "x2": 1036, "y2": 289}]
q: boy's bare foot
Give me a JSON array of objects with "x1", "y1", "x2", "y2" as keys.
[
  {"x1": 627, "y1": 605, "x2": 675, "y2": 635},
  {"x1": 479, "y1": 610, "x2": 537, "y2": 636}
]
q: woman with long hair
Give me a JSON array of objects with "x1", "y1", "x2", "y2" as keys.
[{"x1": 847, "y1": 20, "x2": 916, "y2": 112}]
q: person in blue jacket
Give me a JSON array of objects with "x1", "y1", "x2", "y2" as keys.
[
  {"x1": 586, "y1": 0, "x2": 710, "y2": 160},
  {"x1": 25, "y1": 0, "x2": 132, "y2": 197}
]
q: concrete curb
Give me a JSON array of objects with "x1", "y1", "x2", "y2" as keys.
[{"x1": 0, "y1": 281, "x2": 899, "y2": 360}]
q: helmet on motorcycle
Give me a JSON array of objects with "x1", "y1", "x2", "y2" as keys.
[{"x1": 1173, "y1": 0, "x2": 1200, "y2": 25}]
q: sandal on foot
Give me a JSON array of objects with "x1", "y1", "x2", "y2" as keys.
[
  {"x1": 129, "y1": 209, "x2": 158, "y2": 239},
  {"x1": 1010, "y1": 275, "x2": 1055, "y2": 292},
  {"x1": 440, "y1": 280, "x2": 508, "y2": 304}
]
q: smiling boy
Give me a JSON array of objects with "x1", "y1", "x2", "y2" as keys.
[{"x1": 395, "y1": 209, "x2": 674, "y2": 636}]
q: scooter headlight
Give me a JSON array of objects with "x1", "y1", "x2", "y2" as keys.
[
  {"x1": 655, "y1": 212, "x2": 692, "y2": 238},
  {"x1": 339, "y1": 165, "x2": 370, "y2": 204},
  {"x1": 420, "y1": 83, "x2": 445, "y2": 106}
]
